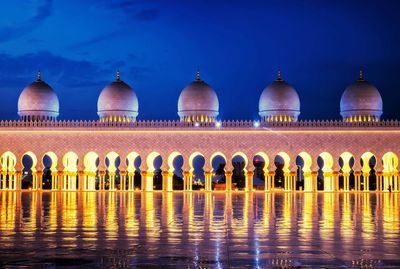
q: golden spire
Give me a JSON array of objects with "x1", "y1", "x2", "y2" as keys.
[
  {"x1": 37, "y1": 70, "x2": 41, "y2": 81},
  {"x1": 358, "y1": 66, "x2": 364, "y2": 81},
  {"x1": 116, "y1": 69, "x2": 120, "y2": 81},
  {"x1": 277, "y1": 67, "x2": 282, "y2": 81},
  {"x1": 196, "y1": 68, "x2": 201, "y2": 80}
]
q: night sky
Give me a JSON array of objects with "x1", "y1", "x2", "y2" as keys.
[{"x1": 0, "y1": 0, "x2": 399, "y2": 121}]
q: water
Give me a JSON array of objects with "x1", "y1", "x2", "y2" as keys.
[{"x1": 0, "y1": 192, "x2": 399, "y2": 268}]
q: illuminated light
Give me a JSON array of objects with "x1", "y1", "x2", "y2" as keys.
[
  {"x1": 215, "y1": 121, "x2": 222, "y2": 128},
  {"x1": 253, "y1": 121, "x2": 260, "y2": 128},
  {"x1": 194, "y1": 122, "x2": 200, "y2": 127}
]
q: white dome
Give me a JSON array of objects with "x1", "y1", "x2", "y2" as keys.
[
  {"x1": 340, "y1": 72, "x2": 382, "y2": 122},
  {"x1": 258, "y1": 72, "x2": 300, "y2": 122},
  {"x1": 97, "y1": 72, "x2": 139, "y2": 122},
  {"x1": 18, "y1": 72, "x2": 59, "y2": 121},
  {"x1": 178, "y1": 71, "x2": 219, "y2": 122}
]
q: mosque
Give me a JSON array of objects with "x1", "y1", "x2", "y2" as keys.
[{"x1": 0, "y1": 68, "x2": 399, "y2": 193}]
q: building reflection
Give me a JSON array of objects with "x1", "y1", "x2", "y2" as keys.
[{"x1": 0, "y1": 192, "x2": 399, "y2": 266}]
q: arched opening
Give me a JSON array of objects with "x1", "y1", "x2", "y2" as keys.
[
  {"x1": 253, "y1": 155, "x2": 266, "y2": 190},
  {"x1": 62, "y1": 152, "x2": 79, "y2": 191},
  {"x1": 318, "y1": 152, "x2": 334, "y2": 192},
  {"x1": 339, "y1": 152, "x2": 355, "y2": 191},
  {"x1": 105, "y1": 152, "x2": 120, "y2": 190},
  {"x1": 0, "y1": 151, "x2": 17, "y2": 190},
  {"x1": 126, "y1": 152, "x2": 141, "y2": 190},
  {"x1": 21, "y1": 152, "x2": 38, "y2": 190},
  {"x1": 84, "y1": 152, "x2": 99, "y2": 191},
  {"x1": 296, "y1": 152, "x2": 312, "y2": 191},
  {"x1": 145, "y1": 152, "x2": 162, "y2": 191},
  {"x1": 42, "y1": 152, "x2": 58, "y2": 190},
  {"x1": 361, "y1": 152, "x2": 377, "y2": 191},
  {"x1": 189, "y1": 152, "x2": 205, "y2": 190},
  {"x1": 211, "y1": 153, "x2": 227, "y2": 191},
  {"x1": 168, "y1": 152, "x2": 184, "y2": 191},
  {"x1": 274, "y1": 152, "x2": 290, "y2": 190},
  {"x1": 382, "y1": 152, "x2": 399, "y2": 192}
]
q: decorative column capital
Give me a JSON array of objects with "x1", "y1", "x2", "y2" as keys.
[
  {"x1": 225, "y1": 171, "x2": 233, "y2": 177},
  {"x1": 311, "y1": 171, "x2": 318, "y2": 176},
  {"x1": 268, "y1": 171, "x2": 275, "y2": 176},
  {"x1": 99, "y1": 170, "x2": 106, "y2": 176},
  {"x1": 183, "y1": 171, "x2": 191, "y2": 177},
  {"x1": 290, "y1": 171, "x2": 296, "y2": 176},
  {"x1": 57, "y1": 171, "x2": 63, "y2": 176},
  {"x1": 376, "y1": 171, "x2": 383, "y2": 176},
  {"x1": 120, "y1": 171, "x2": 127, "y2": 176},
  {"x1": 161, "y1": 171, "x2": 169, "y2": 177},
  {"x1": 78, "y1": 171, "x2": 85, "y2": 176},
  {"x1": 354, "y1": 171, "x2": 361, "y2": 176},
  {"x1": 332, "y1": 171, "x2": 340, "y2": 176},
  {"x1": 36, "y1": 170, "x2": 43, "y2": 176},
  {"x1": 140, "y1": 171, "x2": 148, "y2": 177},
  {"x1": 246, "y1": 171, "x2": 254, "y2": 177},
  {"x1": 204, "y1": 171, "x2": 213, "y2": 177}
]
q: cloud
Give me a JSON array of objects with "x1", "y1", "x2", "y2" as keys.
[
  {"x1": 0, "y1": 0, "x2": 53, "y2": 43},
  {"x1": 69, "y1": 31, "x2": 122, "y2": 50}
]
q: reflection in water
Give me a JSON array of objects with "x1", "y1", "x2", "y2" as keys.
[{"x1": 0, "y1": 192, "x2": 399, "y2": 267}]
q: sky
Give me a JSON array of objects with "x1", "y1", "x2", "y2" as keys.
[{"x1": 0, "y1": 0, "x2": 399, "y2": 121}]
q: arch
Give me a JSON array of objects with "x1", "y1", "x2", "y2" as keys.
[
  {"x1": 189, "y1": 151, "x2": 204, "y2": 172},
  {"x1": 1, "y1": 151, "x2": 17, "y2": 172},
  {"x1": 231, "y1": 151, "x2": 249, "y2": 171},
  {"x1": 43, "y1": 151, "x2": 58, "y2": 172},
  {"x1": 276, "y1": 151, "x2": 291, "y2": 173},
  {"x1": 210, "y1": 151, "x2": 227, "y2": 171},
  {"x1": 254, "y1": 152, "x2": 269, "y2": 172},
  {"x1": 319, "y1": 152, "x2": 333, "y2": 173},
  {"x1": 84, "y1": 151, "x2": 99, "y2": 173},
  {"x1": 339, "y1": 152, "x2": 354, "y2": 174},
  {"x1": 361, "y1": 152, "x2": 375, "y2": 174},
  {"x1": 105, "y1": 151, "x2": 119, "y2": 173},
  {"x1": 382, "y1": 152, "x2": 398, "y2": 174},
  {"x1": 298, "y1": 152, "x2": 312, "y2": 173},
  {"x1": 22, "y1": 151, "x2": 38, "y2": 172},
  {"x1": 62, "y1": 151, "x2": 78, "y2": 172},
  {"x1": 126, "y1": 152, "x2": 140, "y2": 173},
  {"x1": 168, "y1": 151, "x2": 183, "y2": 173},
  {"x1": 146, "y1": 151, "x2": 161, "y2": 172}
]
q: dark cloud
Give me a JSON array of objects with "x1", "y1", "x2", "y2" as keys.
[
  {"x1": 0, "y1": 0, "x2": 53, "y2": 43},
  {"x1": 0, "y1": 51, "x2": 151, "y2": 120},
  {"x1": 69, "y1": 31, "x2": 122, "y2": 50}
]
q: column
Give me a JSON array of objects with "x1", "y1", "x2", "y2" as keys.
[
  {"x1": 120, "y1": 171, "x2": 127, "y2": 191},
  {"x1": 354, "y1": 171, "x2": 361, "y2": 191},
  {"x1": 32, "y1": 171, "x2": 38, "y2": 190},
  {"x1": 290, "y1": 171, "x2": 296, "y2": 191},
  {"x1": 303, "y1": 172, "x2": 312, "y2": 192},
  {"x1": 51, "y1": 172, "x2": 58, "y2": 190},
  {"x1": 78, "y1": 171, "x2": 84, "y2": 191},
  {"x1": 225, "y1": 171, "x2": 232, "y2": 191},
  {"x1": 204, "y1": 171, "x2": 212, "y2": 191},
  {"x1": 394, "y1": 172, "x2": 399, "y2": 192},
  {"x1": 269, "y1": 171, "x2": 275, "y2": 191},
  {"x1": 363, "y1": 172, "x2": 370, "y2": 192},
  {"x1": 246, "y1": 171, "x2": 254, "y2": 192},
  {"x1": 343, "y1": 172, "x2": 350, "y2": 192},
  {"x1": 141, "y1": 171, "x2": 153, "y2": 191},
  {"x1": 1, "y1": 171, "x2": 6, "y2": 189},
  {"x1": 183, "y1": 171, "x2": 192, "y2": 191},
  {"x1": 57, "y1": 171, "x2": 63, "y2": 191},
  {"x1": 8, "y1": 171, "x2": 15, "y2": 190},
  {"x1": 376, "y1": 171, "x2": 382, "y2": 192},
  {"x1": 161, "y1": 171, "x2": 172, "y2": 191},
  {"x1": 109, "y1": 172, "x2": 116, "y2": 191},
  {"x1": 15, "y1": 171, "x2": 22, "y2": 191},
  {"x1": 99, "y1": 171, "x2": 106, "y2": 191},
  {"x1": 36, "y1": 171, "x2": 43, "y2": 190},
  {"x1": 128, "y1": 172, "x2": 135, "y2": 191},
  {"x1": 333, "y1": 171, "x2": 339, "y2": 192},
  {"x1": 311, "y1": 171, "x2": 318, "y2": 192},
  {"x1": 284, "y1": 173, "x2": 291, "y2": 191}
]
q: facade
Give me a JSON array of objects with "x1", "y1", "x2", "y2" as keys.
[{"x1": 0, "y1": 70, "x2": 399, "y2": 193}]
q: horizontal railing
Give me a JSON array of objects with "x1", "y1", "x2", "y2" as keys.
[{"x1": 0, "y1": 119, "x2": 400, "y2": 129}]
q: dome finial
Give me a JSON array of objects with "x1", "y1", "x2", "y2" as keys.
[
  {"x1": 276, "y1": 67, "x2": 282, "y2": 81},
  {"x1": 358, "y1": 66, "x2": 364, "y2": 81},
  {"x1": 196, "y1": 68, "x2": 201, "y2": 81},
  {"x1": 37, "y1": 70, "x2": 41, "y2": 81},
  {"x1": 116, "y1": 69, "x2": 121, "y2": 81}
]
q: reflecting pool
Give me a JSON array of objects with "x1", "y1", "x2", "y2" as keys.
[{"x1": 0, "y1": 192, "x2": 399, "y2": 268}]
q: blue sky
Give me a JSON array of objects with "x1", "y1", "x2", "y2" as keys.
[{"x1": 0, "y1": 0, "x2": 399, "y2": 120}]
